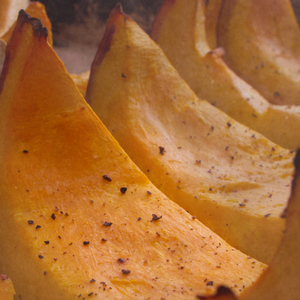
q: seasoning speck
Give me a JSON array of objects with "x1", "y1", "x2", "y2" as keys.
[
  {"x1": 120, "y1": 187, "x2": 127, "y2": 194},
  {"x1": 159, "y1": 146, "x2": 165, "y2": 155},
  {"x1": 83, "y1": 241, "x2": 90, "y2": 245},
  {"x1": 118, "y1": 258, "x2": 125, "y2": 263},
  {"x1": 152, "y1": 214, "x2": 162, "y2": 221},
  {"x1": 103, "y1": 175, "x2": 112, "y2": 182},
  {"x1": 227, "y1": 122, "x2": 232, "y2": 127},
  {"x1": 51, "y1": 213, "x2": 56, "y2": 220},
  {"x1": 38, "y1": 255, "x2": 44, "y2": 259},
  {"x1": 44, "y1": 241, "x2": 49, "y2": 244},
  {"x1": 23, "y1": 150, "x2": 29, "y2": 154},
  {"x1": 147, "y1": 191, "x2": 152, "y2": 195},
  {"x1": 90, "y1": 279, "x2": 96, "y2": 283},
  {"x1": 36, "y1": 225, "x2": 41, "y2": 229},
  {"x1": 122, "y1": 269, "x2": 131, "y2": 275},
  {"x1": 102, "y1": 221, "x2": 113, "y2": 227},
  {"x1": 137, "y1": 217, "x2": 142, "y2": 221},
  {"x1": 206, "y1": 281, "x2": 213, "y2": 286},
  {"x1": 264, "y1": 213, "x2": 271, "y2": 218},
  {"x1": 28, "y1": 220, "x2": 34, "y2": 225}
]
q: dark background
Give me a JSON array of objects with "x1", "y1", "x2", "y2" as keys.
[{"x1": 28, "y1": 0, "x2": 300, "y2": 74}]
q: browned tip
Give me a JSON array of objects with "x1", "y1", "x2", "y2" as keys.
[
  {"x1": 18, "y1": 9, "x2": 48, "y2": 40},
  {"x1": 196, "y1": 286, "x2": 237, "y2": 299},
  {"x1": 107, "y1": 3, "x2": 132, "y2": 25},
  {"x1": 86, "y1": 3, "x2": 132, "y2": 104}
]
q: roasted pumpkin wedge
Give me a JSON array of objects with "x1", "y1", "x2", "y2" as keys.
[
  {"x1": 86, "y1": 4, "x2": 294, "y2": 264},
  {"x1": 151, "y1": 0, "x2": 300, "y2": 151},
  {"x1": 0, "y1": 1, "x2": 52, "y2": 73},
  {"x1": 0, "y1": 0, "x2": 29, "y2": 36},
  {"x1": 70, "y1": 70, "x2": 90, "y2": 98},
  {"x1": 217, "y1": 0, "x2": 300, "y2": 106},
  {"x1": 1, "y1": 1, "x2": 53, "y2": 46},
  {"x1": 0, "y1": 275, "x2": 16, "y2": 300},
  {"x1": 198, "y1": 151, "x2": 300, "y2": 300},
  {"x1": 205, "y1": 0, "x2": 223, "y2": 50},
  {"x1": 0, "y1": 10, "x2": 266, "y2": 300}
]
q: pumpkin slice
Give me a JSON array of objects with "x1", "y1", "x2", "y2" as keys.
[
  {"x1": 205, "y1": 0, "x2": 223, "y2": 49},
  {"x1": 198, "y1": 150, "x2": 300, "y2": 300},
  {"x1": 217, "y1": 0, "x2": 300, "y2": 106},
  {"x1": 1, "y1": 1, "x2": 53, "y2": 46},
  {"x1": 70, "y1": 70, "x2": 90, "y2": 98},
  {"x1": 0, "y1": 1, "x2": 52, "y2": 73},
  {"x1": 0, "y1": 10, "x2": 266, "y2": 300},
  {"x1": 151, "y1": 0, "x2": 300, "y2": 150},
  {"x1": 0, "y1": 275, "x2": 16, "y2": 300},
  {"x1": 0, "y1": 0, "x2": 29, "y2": 36},
  {"x1": 86, "y1": 4, "x2": 294, "y2": 263}
]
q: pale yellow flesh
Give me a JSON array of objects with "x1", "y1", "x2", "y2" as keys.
[
  {"x1": 86, "y1": 5, "x2": 294, "y2": 264},
  {"x1": 151, "y1": 0, "x2": 300, "y2": 151},
  {"x1": 0, "y1": 10, "x2": 266, "y2": 300},
  {"x1": 198, "y1": 151, "x2": 300, "y2": 300},
  {"x1": 217, "y1": 0, "x2": 300, "y2": 106}
]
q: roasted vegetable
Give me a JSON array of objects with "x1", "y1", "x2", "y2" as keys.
[
  {"x1": 151, "y1": 0, "x2": 300, "y2": 150},
  {"x1": 198, "y1": 150, "x2": 300, "y2": 300},
  {"x1": 1, "y1": 1, "x2": 52, "y2": 46},
  {"x1": 0, "y1": 10, "x2": 266, "y2": 300},
  {"x1": 217, "y1": 0, "x2": 300, "y2": 106},
  {"x1": 86, "y1": 4, "x2": 294, "y2": 263}
]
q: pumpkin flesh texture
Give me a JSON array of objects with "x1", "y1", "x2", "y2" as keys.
[
  {"x1": 0, "y1": 10, "x2": 266, "y2": 300},
  {"x1": 198, "y1": 151, "x2": 300, "y2": 300},
  {"x1": 217, "y1": 0, "x2": 300, "y2": 106},
  {"x1": 0, "y1": 275, "x2": 16, "y2": 300},
  {"x1": 86, "y1": 5, "x2": 294, "y2": 264},
  {"x1": 151, "y1": 0, "x2": 300, "y2": 151}
]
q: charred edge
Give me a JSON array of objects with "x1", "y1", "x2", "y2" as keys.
[
  {"x1": 196, "y1": 286, "x2": 237, "y2": 299},
  {"x1": 85, "y1": 23, "x2": 115, "y2": 105},
  {"x1": 0, "y1": 10, "x2": 48, "y2": 95},
  {"x1": 19, "y1": 10, "x2": 48, "y2": 40},
  {"x1": 281, "y1": 149, "x2": 300, "y2": 218}
]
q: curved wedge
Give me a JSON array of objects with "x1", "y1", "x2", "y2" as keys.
[
  {"x1": 151, "y1": 0, "x2": 300, "y2": 151},
  {"x1": 217, "y1": 0, "x2": 300, "y2": 106},
  {"x1": 198, "y1": 151, "x2": 300, "y2": 300},
  {"x1": 0, "y1": 10, "x2": 266, "y2": 300},
  {"x1": 86, "y1": 5, "x2": 295, "y2": 263},
  {"x1": 205, "y1": 0, "x2": 223, "y2": 49}
]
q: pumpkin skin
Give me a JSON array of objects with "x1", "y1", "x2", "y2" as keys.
[
  {"x1": 0, "y1": 10, "x2": 266, "y2": 300},
  {"x1": 198, "y1": 150, "x2": 300, "y2": 300},
  {"x1": 151, "y1": 0, "x2": 300, "y2": 151},
  {"x1": 86, "y1": 4, "x2": 294, "y2": 264},
  {"x1": 0, "y1": 275, "x2": 16, "y2": 300},
  {"x1": 217, "y1": 0, "x2": 300, "y2": 106}
]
